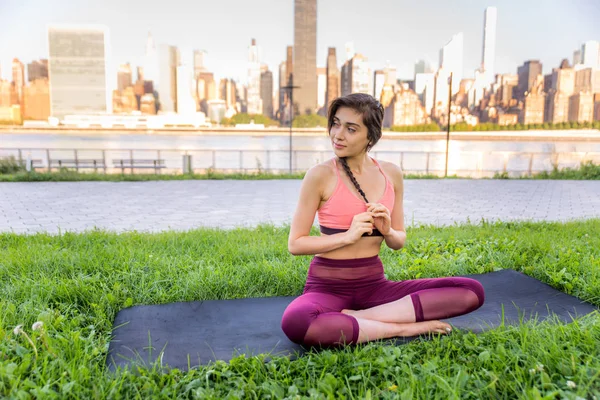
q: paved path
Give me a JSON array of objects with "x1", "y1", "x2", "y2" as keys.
[{"x1": 1, "y1": 180, "x2": 599, "y2": 234}]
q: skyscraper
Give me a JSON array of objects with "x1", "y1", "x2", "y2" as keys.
[
  {"x1": 439, "y1": 33, "x2": 463, "y2": 95},
  {"x1": 194, "y1": 50, "x2": 208, "y2": 77},
  {"x1": 157, "y1": 44, "x2": 180, "y2": 112},
  {"x1": 261, "y1": 67, "x2": 273, "y2": 118},
  {"x1": 144, "y1": 32, "x2": 158, "y2": 84},
  {"x1": 27, "y1": 59, "x2": 48, "y2": 82},
  {"x1": 117, "y1": 63, "x2": 132, "y2": 92},
  {"x1": 247, "y1": 39, "x2": 262, "y2": 115},
  {"x1": 581, "y1": 40, "x2": 600, "y2": 69},
  {"x1": 47, "y1": 24, "x2": 111, "y2": 119},
  {"x1": 516, "y1": 60, "x2": 543, "y2": 102},
  {"x1": 294, "y1": 0, "x2": 317, "y2": 115},
  {"x1": 325, "y1": 47, "x2": 339, "y2": 108},
  {"x1": 481, "y1": 7, "x2": 497, "y2": 85},
  {"x1": 341, "y1": 54, "x2": 370, "y2": 96},
  {"x1": 12, "y1": 58, "x2": 25, "y2": 108}
]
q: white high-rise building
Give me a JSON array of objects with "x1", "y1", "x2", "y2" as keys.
[
  {"x1": 144, "y1": 31, "x2": 159, "y2": 84},
  {"x1": 481, "y1": 7, "x2": 497, "y2": 86},
  {"x1": 439, "y1": 33, "x2": 463, "y2": 95},
  {"x1": 47, "y1": 24, "x2": 111, "y2": 119},
  {"x1": 247, "y1": 39, "x2": 262, "y2": 115},
  {"x1": 157, "y1": 44, "x2": 179, "y2": 112},
  {"x1": 415, "y1": 73, "x2": 435, "y2": 115},
  {"x1": 581, "y1": 40, "x2": 600, "y2": 69},
  {"x1": 317, "y1": 68, "x2": 326, "y2": 109},
  {"x1": 177, "y1": 51, "x2": 196, "y2": 115}
]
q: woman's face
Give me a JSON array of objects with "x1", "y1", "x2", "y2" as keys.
[{"x1": 329, "y1": 107, "x2": 370, "y2": 157}]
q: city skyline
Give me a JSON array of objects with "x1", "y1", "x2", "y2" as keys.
[{"x1": 1, "y1": 0, "x2": 599, "y2": 84}]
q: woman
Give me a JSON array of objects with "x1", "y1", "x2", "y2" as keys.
[{"x1": 281, "y1": 93, "x2": 485, "y2": 348}]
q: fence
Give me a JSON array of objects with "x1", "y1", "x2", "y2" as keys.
[{"x1": 1, "y1": 147, "x2": 599, "y2": 177}]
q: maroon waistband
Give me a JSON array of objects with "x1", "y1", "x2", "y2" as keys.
[{"x1": 311, "y1": 255, "x2": 382, "y2": 268}]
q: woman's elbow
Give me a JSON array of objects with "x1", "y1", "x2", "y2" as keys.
[{"x1": 287, "y1": 239, "x2": 299, "y2": 255}]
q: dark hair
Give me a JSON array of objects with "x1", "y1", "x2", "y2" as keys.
[{"x1": 327, "y1": 93, "x2": 385, "y2": 203}]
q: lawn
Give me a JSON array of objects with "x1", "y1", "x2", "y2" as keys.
[{"x1": 1, "y1": 220, "x2": 599, "y2": 398}]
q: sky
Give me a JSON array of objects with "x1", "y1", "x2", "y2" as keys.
[{"x1": 0, "y1": 0, "x2": 599, "y2": 85}]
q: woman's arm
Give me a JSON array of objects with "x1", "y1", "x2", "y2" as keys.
[
  {"x1": 384, "y1": 163, "x2": 407, "y2": 250},
  {"x1": 288, "y1": 165, "x2": 352, "y2": 255}
]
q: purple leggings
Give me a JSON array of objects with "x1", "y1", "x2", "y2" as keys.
[{"x1": 281, "y1": 255, "x2": 485, "y2": 347}]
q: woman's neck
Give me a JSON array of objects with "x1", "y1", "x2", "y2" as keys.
[{"x1": 341, "y1": 154, "x2": 371, "y2": 175}]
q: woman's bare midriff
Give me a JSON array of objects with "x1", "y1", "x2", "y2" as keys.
[{"x1": 315, "y1": 234, "x2": 383, "y2": 259}]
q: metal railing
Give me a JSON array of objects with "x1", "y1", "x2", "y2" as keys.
[{"x1": 1, "y1": 147, "x2": 599, "y2": 177}]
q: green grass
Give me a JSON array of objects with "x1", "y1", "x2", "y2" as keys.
[{"x1": 1, "y1": 220, "x2": 600, "y2": 398}]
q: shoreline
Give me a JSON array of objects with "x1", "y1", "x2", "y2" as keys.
[{"x1": 1, "y1": 126, "x2": 600, "y2": 142}]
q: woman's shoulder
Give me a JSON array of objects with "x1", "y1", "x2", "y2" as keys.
[
  {"x1": 304, "y1": 158, "x2": 337, "y2": 180},
  {"x1": 374, "y1": 158, "x2": 404, "y2": 184}
]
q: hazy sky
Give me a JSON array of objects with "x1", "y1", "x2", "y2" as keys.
[{"x1": 0, "y1": 0, "x2": 598, "y2": 85}]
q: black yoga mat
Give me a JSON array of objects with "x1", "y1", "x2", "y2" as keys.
[{"x1": 106, "y1": 269, "x2": 598, "y2": 372}]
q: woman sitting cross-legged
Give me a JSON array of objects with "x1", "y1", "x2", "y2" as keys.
[{"x1": 281, "y1": 93, "x2": 485, "y2": 348}]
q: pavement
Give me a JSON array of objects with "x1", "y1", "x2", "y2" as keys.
[{"x1": 1, "y1": 179, "x2": 599, "y2": 235}]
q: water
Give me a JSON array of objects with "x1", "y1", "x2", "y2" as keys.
[{"x1": 1, "y1": 131, "x2": 599, "y2": 176}]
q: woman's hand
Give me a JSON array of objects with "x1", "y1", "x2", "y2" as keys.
[
  {"x1": 344, "y1": 212, "x2": 375, "y2": 244},
  {"x1": 367, "y1": 203, "x2": 392, "y2": 236}
]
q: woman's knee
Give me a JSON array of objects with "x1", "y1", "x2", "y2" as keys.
[
  {"x1": 458, "y1": 278, "x2": 485, "y2": 309},
  {"x1": 281, "y1": 303, "x2": 316, "y2": 344}
]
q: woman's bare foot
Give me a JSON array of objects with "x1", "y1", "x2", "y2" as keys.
[
  {"x1": 342, "y1": 309, "x2": 452, "y2": 337},
  {"x1": 401, "y1": 320, "x2": 452, "y2": 336}
]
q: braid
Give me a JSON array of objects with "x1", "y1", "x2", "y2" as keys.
[{"x1": 339, "y1": 157, "x2": 369, "y2": 203}]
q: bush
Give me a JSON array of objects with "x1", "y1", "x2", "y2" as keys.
[
  {"x1": 0, "y1": 156, "x2": 25, "y2": 174},
  {"x1": 221, "y1": 113, "x2": 279, "y2": 127},
  {"x1": 292, "y1": 114, "x2": 328, "y2": 128}
]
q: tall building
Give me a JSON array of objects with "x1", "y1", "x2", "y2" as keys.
[
  {"x1": 176, "y1": 51, "x2": 196, "y2": 115},
  {"x1": 0, "y1": 80, "x2": 12, "y2": 107},
  {"x1": 515, "y1": 60, "x2": 542, "y2": 102},
  {"x1": 432, "y1": 68, "x2": 451, "y2": 118},
  {"x1": 157, "y1": 44, "x2": 180, "y2": 112},
  {"x1": 316, "y1": 67, "x2": 326, "y2": 111},
  {"x1": 325, "y1": 47, "x2": 339, "y2": 109},
  {"x1": 117, "y1": 63, "x2": 132, "y2": 92},
  {"x1": 23, "y1": 78, "x2": 50, "y2": 120},
  {"x1": 569, "y1": 92, "x2": 594, "y2": 122},
  {"x1": 546, "y1": 61, "x2": 574, "y2": 123},
  {"x1": 294, "y1": 0, "x2": 317, "y2": 115},
  {"x1": 47, "y1": 24, "x2": 111, "y2": 119},
  {"x1": 285, "y1": 46, "x2": 293, "y2": 86},
  {"x1": 415, "y1": 72, "x2": 435, "y2": 115},
  {"x1": 439, "y1": 33, "x2": 463, "y2": 94},
  {"x1": 497, "y1": 73, "x2": 518, "y2": 107},
  {"x1": 581, "y1": 40, "x2": 600, "y2": 69},
  {"x1": 219, "y1": 79, "x2": 237, "y2": 110},
  {"x1": 373, "y1": 70, "x2": 385, "y2": 100},
  {"x1": 385, "y1": 85, "x2": 429, "y2": 127},
  {"x1": 194, "y1": 49, "x2": 208, "y2": 77},
  {"x1": 12, "y1": 58, "x2": 25, "y2": 109},
  {"x1": 414, "y1": 59, "x2": 434, "y2": 76},
  {"x1": 519, "y1": 76, "x2": 545, "y2": 124},
  {"x1": 260, "y1": 66, "x2": 273, "y2": 118},
  {"x1": 247, "y1": 39, "x2": 262, "y2": 115},
  {"x1": 27, "y1": 59, "x2": 48, "y2": 82},
  {"x1": 341, "y1": 54, "x2": 370, "y2": 96},
  {"x1": 481, "y1": 7, "x2": 497, "y2": 86},
  {"x1": 144, "y1": 31, "x2": 158, "y2": 84},
  {"x1": 574, "y1": 67, "x2": 600, "y2": 94},
  {"x1": 573, "y1": 50, "x2": 582, "y2": 66}
]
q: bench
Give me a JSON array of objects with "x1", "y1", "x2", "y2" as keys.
[
  {"x1": 49, "y1": 159, "x2": 107, "y2": 172},
  {"x1": 112, "y1": 159, "x2": 166, "y2": 174}
]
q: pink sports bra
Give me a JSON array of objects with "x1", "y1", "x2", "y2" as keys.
[{"x1": 318, "y1": 157, "x2": 395, "y2": 237}]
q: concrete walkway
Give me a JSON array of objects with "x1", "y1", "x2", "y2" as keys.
[{"x1": 1, "y1": 180, "x2": 599, "y2": 235}]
